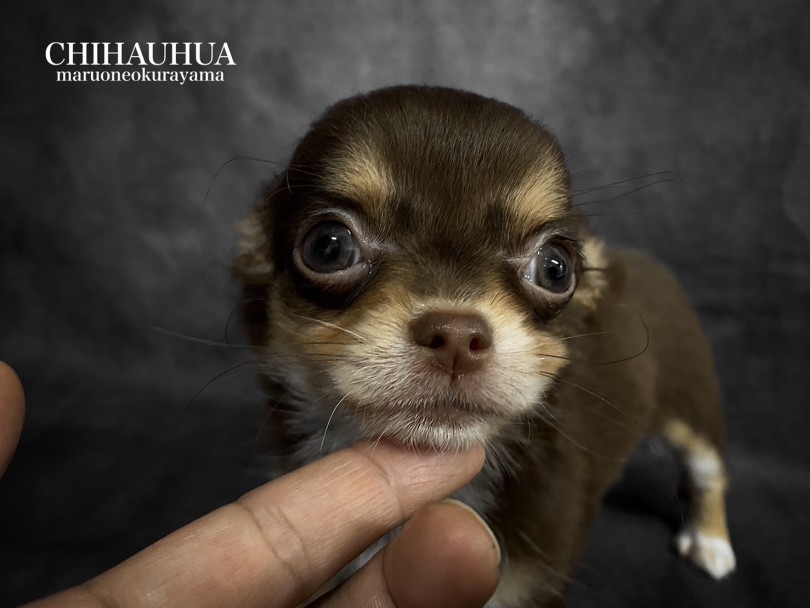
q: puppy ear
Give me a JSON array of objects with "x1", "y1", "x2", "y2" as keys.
[
  {"x1": 233, "y1": 169, "x2": 293, "y2": 284},
  {"x1": 233, "y1": 206, "x2": 273, "y2": 285}
]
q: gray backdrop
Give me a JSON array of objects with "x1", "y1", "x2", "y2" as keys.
[{"x1": 1, "y1": 1, "x2": 809, "y2": 606}]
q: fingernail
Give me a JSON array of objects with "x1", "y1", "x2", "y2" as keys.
[{"x1": 441, "y1": 498, "x2": 502, "y2": 565}]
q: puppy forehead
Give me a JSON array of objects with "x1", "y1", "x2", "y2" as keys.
[{"x1": 305, "y1": 88, "x2": 571, "y2": 235}]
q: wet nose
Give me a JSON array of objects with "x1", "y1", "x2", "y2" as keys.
[{"x1": 411, "y1": 311, "x2": 493, "y2": 375}]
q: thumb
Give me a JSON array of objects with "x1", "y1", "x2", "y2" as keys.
[
  {"x1": 316, "y1": 498, "x2": 501, "y2": 607},
  {"x1": 0, "y1": 362, "x2": 25, "y2": 477}
]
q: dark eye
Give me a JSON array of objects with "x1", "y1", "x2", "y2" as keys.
[
  {"x1": 524, "y1": 244, "x2": 574, "y2": 293},
  {"x1": 300, "y1": 221, "x2": 362, "y2": 273}
]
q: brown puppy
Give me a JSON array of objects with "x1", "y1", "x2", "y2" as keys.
[{"x1": 234, "y1": 85, "x2": 735, "y2": 607}]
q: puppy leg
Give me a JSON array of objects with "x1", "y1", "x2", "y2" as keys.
[{"x1": 661, "y1": 419, "x2": 736, "y2": 579}]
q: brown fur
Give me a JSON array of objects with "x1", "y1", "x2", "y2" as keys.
[{"x1": 234, "y1": 86, "x2": 734, "y2": 606}]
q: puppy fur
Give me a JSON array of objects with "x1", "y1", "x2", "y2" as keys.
[{"x1": 234, "y1": 86, "x2": 734, "y2": 607}]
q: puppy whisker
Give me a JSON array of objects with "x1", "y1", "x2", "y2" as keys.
[
  {"x1": 203, "y1": 155, "x2": 282, "y2": 207},
  {"x1": 533, "y1": 400, "x2": 617, "y2": 459},
  {"x1": 531, "y1": 312, "x2": 649, "y2": 366},
  {"x1": 573, "y1": 178, "x2": 682, "y2": 208},
  {"x1": 557, "y1": 330, "x2": 615, "y2": 342},
  {"x1": 297, "y1": 340, "x2": 358, "y2": 348},
  {"x1": 570, "y1": 171, "x2": 682, "y2": 195},
  {"x1": 537, "y1": 370, "x2": 632, "y2": 420},
  {"x1": 174, "y1": 360, "x2": 257, "y2": 436},
  {"x1": 514, "y1": 530, "x2": 572, "y2": 587},
  {"x1": 289, "y1": 313, "x2": 369, "y2": 343},
  {"x1": 152, "y1": 325, "x2": 254, "y2": 349},
  {"x1": 265, "y1": 181, "x2": 319, "y2": 200},
  {"x1": 320, "y1": 392, "x2": 351, "y2": 454}
]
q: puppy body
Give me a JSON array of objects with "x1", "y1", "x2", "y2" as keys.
[{"x1": 236, "y1": 86, "x2": 734, "y2": 606}]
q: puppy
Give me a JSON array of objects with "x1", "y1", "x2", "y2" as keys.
[{"x1": 234, "y1": 85, "x2": 735, "y2": 607}]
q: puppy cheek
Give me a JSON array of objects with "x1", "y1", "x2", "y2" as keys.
[
  {"x1": 258, "y1": 294, "x2": 343, "y2": 399},
  {"x1": 486, "y1": 294, "x2": 571, "y2": 410}
]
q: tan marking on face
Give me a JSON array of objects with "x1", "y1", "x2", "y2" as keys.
[
  {"x1": 503, "y1": 156, "x2": 570, "y2": 232},
  {"x1": 572, "y1": 237, "x2": 608, "y2": 311},
  {"x1": 255, "y1": 285, "x2": 358, "y2": 412},
  {"x1": 267, "y1": 299, "x2": 361, "y2": 373},
  {"x1": 321, "y1": 139, "x2": 394, "y2": 213}
]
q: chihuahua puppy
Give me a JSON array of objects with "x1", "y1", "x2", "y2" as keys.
[{"x1": 234, "y1": 85, "x2": 735, "y2": 607}]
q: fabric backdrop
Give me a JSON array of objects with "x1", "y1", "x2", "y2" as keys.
[{"x1": 1, "y1": 1, "x2": 809, "y2": 606}]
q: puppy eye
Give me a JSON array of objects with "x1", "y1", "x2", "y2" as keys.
[
  {"x1": 301, "y1": 221, "x2": 362, "y2": 273},
  {"x1": 523, "y1": 244, "x2": 574, "y2": 293}
]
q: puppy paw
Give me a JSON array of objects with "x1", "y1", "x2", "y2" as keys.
[{"x1": 675, "y1": 527, "x2": 736, "y2": 579}]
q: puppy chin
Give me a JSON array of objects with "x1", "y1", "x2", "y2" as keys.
[
  {"x1": 362, "y1": 411, "x2": 501, "y2": 452},
  {"x1": 353, "y1": 400, "x2": 507, "y2": 451}
]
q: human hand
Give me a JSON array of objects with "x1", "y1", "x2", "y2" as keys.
[
  {"x1": 0, "y1": 362, "x2": 25, "y2": 477},
  {"x1": 2, "y1": 361, "x2": 499, "y2": 608}
]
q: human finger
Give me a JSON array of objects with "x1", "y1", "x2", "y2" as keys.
[
  {"x1": 314, "y1": 498, "x2": 501, "y2": 608},
  {"x1": 28, "y1": 441, "x2": 485, "y2": 608},
  {"x1": 0, "y1": 361, "x2": 25, "y2": 477}
]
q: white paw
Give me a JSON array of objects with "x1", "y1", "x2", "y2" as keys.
[{"x1": 675, "y1": 528, "x2": 736, "y2": 579}]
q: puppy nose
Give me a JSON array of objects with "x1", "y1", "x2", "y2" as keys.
[{"x1": 411, "y1": 311, "x2": 493, "y2": 375}]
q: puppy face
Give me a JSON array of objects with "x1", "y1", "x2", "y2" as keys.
[{"x1": 236, "y1": 86, "x2": 605, "y2": 451}]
